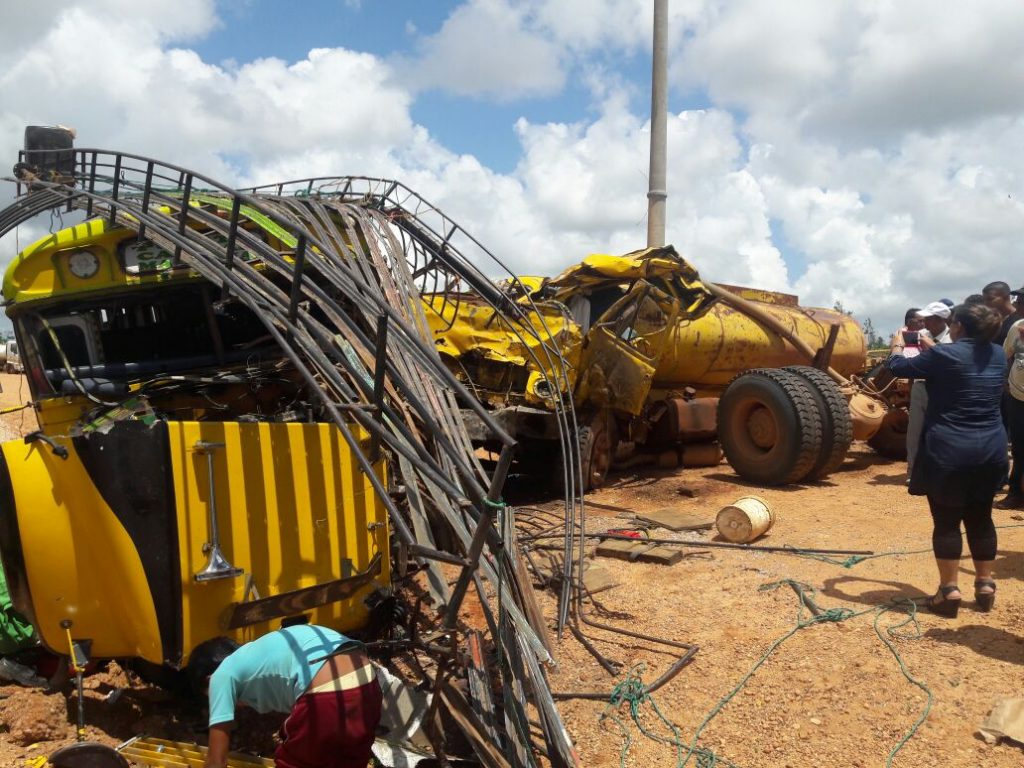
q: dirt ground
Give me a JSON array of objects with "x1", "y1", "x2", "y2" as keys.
[
  {"x1": 0, "y1": 373, "x2": 36, "y2": 442},
  {"x1": 0, "y1": 372, "x2": 1021, "y2": 766}
]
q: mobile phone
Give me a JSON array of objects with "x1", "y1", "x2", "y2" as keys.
[{"x1": 902, "y1": 330, "x2": 919, "y2": 345}]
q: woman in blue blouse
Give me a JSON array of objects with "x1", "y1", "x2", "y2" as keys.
[{"x1": 886, "y1": 303, "x2": 1008, "y2": 617}]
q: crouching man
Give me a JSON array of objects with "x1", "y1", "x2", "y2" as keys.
[{"x1": 189, "y1": 624, "x2": 382, "y2": 768}]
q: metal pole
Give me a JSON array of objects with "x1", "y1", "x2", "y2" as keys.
[{"x1": 646, "y1": 0, "x2": 668, "y2": 248}]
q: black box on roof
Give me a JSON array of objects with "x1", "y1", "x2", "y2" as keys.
[{"x1": 23, "y1": 125, "x2": 75, "y2": 176}]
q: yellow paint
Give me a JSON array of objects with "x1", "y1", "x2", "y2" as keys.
[
  {"x1": 0, "y1": 420, "x2": 389, "y2": 664},
  {"x1": 429, "y1": 245, "x2": 867, "y2": 412},
  {"x1": 0, "y1": 437, "x2": 163, "y2": 660},
  {"x1": 1, "y1": 219, "x2": 207, "y2": 306},
  {"x1": 168, "y1": 421, "x2": 389, "y2": 658},
  {"x1": 658, "y1": 303, "x2": 867, "y2": 389},
  {"x1": 120, "y1": 736, "x2": 273, "y2": 767},
  {"x1": 423, "y1": 293, "x2": 583, "y2": 407}
]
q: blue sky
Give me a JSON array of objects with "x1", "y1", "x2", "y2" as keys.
[
  {"x1": 3, "y1": 0, "x2": 1024, "y2": 333},
  {"x1": 195, "y1": 0, "x2": 658, "y2": 174}
]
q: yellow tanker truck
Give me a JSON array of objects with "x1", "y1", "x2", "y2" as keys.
[{"x1": 427, "y1": 246, "x2": 886, "y2": 489}]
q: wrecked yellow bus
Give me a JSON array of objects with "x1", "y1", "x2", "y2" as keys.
[{"x1": 0, "y1": 214, "x2": 391, "y2": 669}]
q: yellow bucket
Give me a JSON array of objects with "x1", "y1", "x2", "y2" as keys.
[{"x1": 715, "y1": 496, "x2": 774, "y2": 543}]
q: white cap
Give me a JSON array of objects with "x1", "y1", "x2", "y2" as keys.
[{"x1": 917, "y1": 301, "x2": 951, "y2": 319}]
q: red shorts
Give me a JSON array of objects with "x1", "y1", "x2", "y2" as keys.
[{"x1": 275, "y1": 680, "x2": 383, "y2": 768}]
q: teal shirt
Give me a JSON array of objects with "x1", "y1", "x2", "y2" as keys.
[{"x1": 208, "y1": 625, "x2": 356, "y2": 726}]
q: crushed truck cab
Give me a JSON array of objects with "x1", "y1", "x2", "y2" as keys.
[{"x1": 427, "y1": 246, "x2": 872, "y2": 489}]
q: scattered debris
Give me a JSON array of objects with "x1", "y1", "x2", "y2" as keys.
[
  {"x1": 715, "y1": 495, "x2": 775, "y2": 543},
  {"x1": 636, "y1": 506, "x2": 714, "y2": 531},
  {"x1": 978, "y1": 698, "x2": 1024, "y2": 748},
  {"x1": 595, "y1": 537, "x2": 686, "y2": 565}
]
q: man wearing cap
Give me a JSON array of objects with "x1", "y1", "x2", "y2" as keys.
[{"x1": 906, "y1": 302, "x2": 953, "y2": 477}]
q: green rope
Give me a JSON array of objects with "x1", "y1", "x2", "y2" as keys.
[
  {"x1": 595, "y1": 524, "x2": 1024, "y2": 764},
  {"x1": 872, "y1": 598, "x2": 932, "y2": 766},
  {"x1": 784, "y1": 547, "x2": 932, "y2": 568},
  {"x1": 601, "y1": 580, "x2": 935, "y2": 767},
  {"x1": 600, "y1": 664, "x2": 740, "y2": 768},
  {"x1": 786, "y1": 522, "x2": 1024, "y2": 568}
]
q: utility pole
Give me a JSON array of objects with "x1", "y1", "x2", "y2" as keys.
[{"x1": 646, "y1": 0, "x2": 668, "y2": 248}]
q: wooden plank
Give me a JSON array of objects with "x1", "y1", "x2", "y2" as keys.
[
  {"x1": 594, "y1": 538, "x2": 683, "y2": 565},
  {"x1": 635, "y1": 507, "x2": 714, "y2": 531}
]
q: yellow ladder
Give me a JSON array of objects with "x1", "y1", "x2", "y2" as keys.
[{"x1": 117, "y1": 736, "x2": 273, "y2": 767}]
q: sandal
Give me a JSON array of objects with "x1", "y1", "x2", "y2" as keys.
[
  {"x1": 974, "y1": 579, "x2": 996, "y2": 612},
  {"x1": 926, "y1": 585, "x2": 961, "y2": 618}
]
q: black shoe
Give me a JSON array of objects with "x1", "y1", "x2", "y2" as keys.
[
  {"x1": 925, "y1": 585, "x2": 961, "y2": 618},
  {"x1": 974, "y1": 579, "x2": 996, "y2": 612},
  {"x1": 995, "y1": 494, "x2": 1024, "y2": 510}
]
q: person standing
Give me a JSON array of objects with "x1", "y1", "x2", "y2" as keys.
[
  {"x1": 906, "y1": 302, "x2": 953, "y2": 477},
  {"x1": 885, "y1": 303, "x2": 1007, "y2": 616},
  {"x1": 999, "y1": 309, "x2": 1024, "y2": 509},
  {"x1": 983, "y1": 281, "x2": 1018, "y2": 345},
  {"x1": 189, "y1": 624, "x2": 383, "y2": 768}
]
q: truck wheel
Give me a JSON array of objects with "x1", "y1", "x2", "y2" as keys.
[
  {"x1": 867, "y1": 408, "x2": 909, "y2": 459},
  {"x1": 559, "y1": 411, "x2": 617, "y2": 493},
  {"x1": 718, "y1": 369, "x2": 823, "y2": 485},
  {"x1": 783, "y1": 366, "x2": 853, "y2": 479}
]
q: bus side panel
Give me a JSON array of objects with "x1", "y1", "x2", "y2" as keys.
[
  {"x1": 168, "y1": 422, "x2": 390, "y2": 659},
  {"x1": 0, "y1": 434, "x2": 165, "y2": 662}
]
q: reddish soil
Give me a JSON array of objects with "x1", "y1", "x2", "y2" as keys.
[{"x1": 538, "y1": 446, "x2": 1024, "y2": 767}]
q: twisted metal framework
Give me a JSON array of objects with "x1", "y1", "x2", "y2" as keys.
[{"x1": 2, "y1": 148, "x2": 587, "y2": 767}]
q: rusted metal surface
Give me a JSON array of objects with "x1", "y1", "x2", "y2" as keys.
[{"x1": 647, "y1": 397, "x2": 718, "y2": 445}]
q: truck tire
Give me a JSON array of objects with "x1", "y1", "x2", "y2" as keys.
[
  {"x1": 783, "y1": 365, "x2": 853, "y2": 479},
  {"x1": 718, "y1": 369, "x2": 824, "y2": 485},
  {"x1": 557, "y1": 411, "x2": 617, "y2": 494}
]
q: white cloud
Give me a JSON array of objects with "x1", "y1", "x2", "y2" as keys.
[
  {"x1": 3, "y1": 0, "x2": 1024, "y2": 336},
  {"x1": 399, "y1": 0, "x2": 565, "y2": 100}
]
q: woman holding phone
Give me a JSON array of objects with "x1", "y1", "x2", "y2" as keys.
[{"x1": 886, "y1": 303, "x2": 1007, "y2": 617}]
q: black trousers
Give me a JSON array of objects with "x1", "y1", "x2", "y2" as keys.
[
  {"x1": 1008, "y1": 395, "x2": 1024, "y2": 497},
  {"x1": 927, "y1": 496, "x2": 997, "y2": 561}
]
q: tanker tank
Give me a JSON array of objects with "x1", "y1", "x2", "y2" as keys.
[{"x1": 654, "y1": 295, "x2": 867, "y2": 393}]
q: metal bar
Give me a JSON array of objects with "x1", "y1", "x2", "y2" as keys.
[
  {"x1": 223, "y1": 196, "x2": 242, "y2": 270},
  {"x1": 369, "y1": 314, "x2": 388, "y2": 461},
  {"x1": 138, "y1": 161, "x2": 154, "y2": 241},
  {"x1": 174, "y1": 173, "x2": 193, "y2": 264},
  {"x1": 443, "y1": 444, "x2": 514, "y2": 627},
  {"x1": 85, "y1": 152, "x2": 97, "y2": 218},
  {"x1": 813, "y1": 323, "x2": 841, "y2": 371},
  {"x1": 193, "y1": 441, "x2": 242, "y2": 582},
  {"x1": 287, "y1": 234, "x2": 307, "y2": 324},
  {"x1": 107, "y1": 153, "x2": 122, "y2": 224},
  {"x1": 228, "y1": 553, "x2": 382, "y2": 628}
]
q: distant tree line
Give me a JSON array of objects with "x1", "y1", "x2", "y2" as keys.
[{"x1": 833, "y1": 301, "x2": 887, "y2": 350}]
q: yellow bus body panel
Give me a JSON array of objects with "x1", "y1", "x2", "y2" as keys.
[
  {"x1": 168, "y1": 421, "x2": 390, "y2": 656},
  {"x1": 0, "y1": 436, "x2": 163, "y2": 660},
  {"x1": 0, "y1": 421, "x2": 389, "y2": 665}
]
